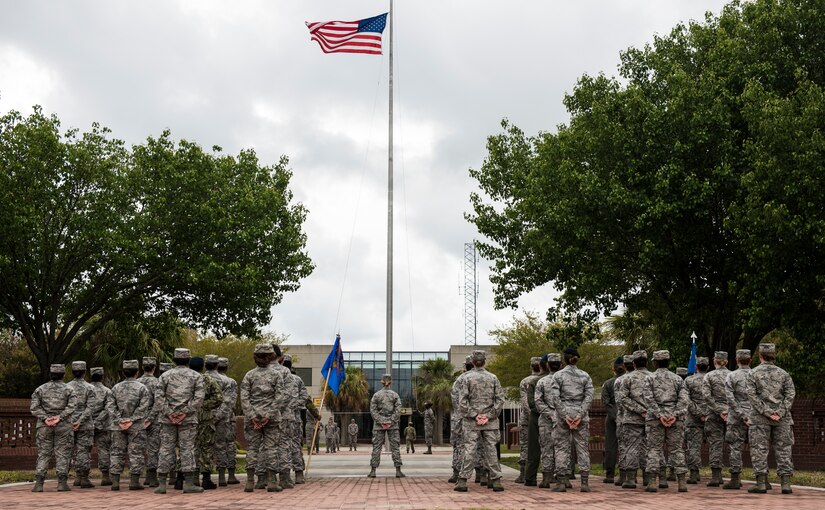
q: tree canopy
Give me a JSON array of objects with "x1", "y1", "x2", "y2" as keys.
[
  {"x1": 468, "y1": 0, "x2": 825, "y2": 364},
  {"x1": 0, "y1": 107, "x2": 314, "y2": 380}
]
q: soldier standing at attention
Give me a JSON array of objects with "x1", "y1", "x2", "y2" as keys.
[
  {"x1": 193, "y1": 355, "x2": 223, "y2": 489},
  {"x1": 325, "y1": 417, "x2": 337, "y2": 453},
  {"x1": 642, "y1": 350, "x2": 689, "y2": 493},
  {"x1": 404, "y1": 420, "x2": 416, "y2": 453},
  {"x1": 153, "y1": 348, "x2": 205, "y2": 495},
  {"x1": 368, "y1": 374, "x2": 405, "y2": 478},
  {"x1": 89, "y1": 367, "x2": 113, "y2": 486},
  {"x1": 601, "y1": 357, "x2": 625, "y2": 484},
  {"x1": 137, "y1": 356, "x2": 160, "y2": 487},
  {"x1": 107, "y1": 359, "x2": 151, "y2": 491},
  {"x1": 534, "y1": 352, "x2": 561, "y2": 488},
  {"x1": 448, "y1": 356, "x2": 473, "y2": 483},
  {"x1": 747, "y1": 343, "x2": 795, "y2": 495},
  {"x1": 617, "y1": 350, "x2": 652, "y2": 489},
  {"x1": 454, "y1": 350, "x2": 505, "y2": 493},
  {"x1": 515, "y1": 357, "x2": 541, "y2": 484},
  {"x1": 268, "y1": 347, "x2": 298, "y2": 489},
  {"x1": 684, "y1": 356, "x2": 708, "y2": 484},
  {"x1": 282, "y1": 354, "x2": 312, "y2": 483},
  {"x1": 423, "y1": 402, "x2": 436, "y2": 454},
  {"x1": 613, "y1": 354, "x2": 634, "y2": 487},
  {"x1": 215, "y1": 357, "x2": 240, "y2": 485},
  {"x1": 30, "y1": 364, "x2": 77, "y2": 493},
  {"x1": 241, "y1": 344, "x2": 287, "y2": 493},
  {"x1": 67, "y1": 361, "x2": 96, "y2": 489},
  {"x1": 348, "y1": 418, "x2": 359, "y2": 451},
  {"x1": 723, "y1": 349, "x2": 752, "y2": 490},
  {"x1": 550, "y1": 347, "x2": 594, "y2": 493},
  {"x1": 702, "y1": 351, "x2": 731, "y2": 487},
  {"x1": 524, "y1": 355, "x2": 550, "y2": 486}
]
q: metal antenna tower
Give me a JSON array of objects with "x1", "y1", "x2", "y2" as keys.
[{"x1": 463, "y1": 242, "x2": 478, "y2": 345}]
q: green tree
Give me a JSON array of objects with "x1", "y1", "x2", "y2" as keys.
[
  {"x1": 467, "y1": 0, "x2": 825, "y2": 363},
  {"x1": 413, "y1": 358, "x2": 456, "y2": 445},
  {"x1": 0, "y1": 107, "x2": 314, "y2": 380},
  {"x1": 0, "y1": 329, "x2": 40, "y2": 397},
  {"x1": 323, "y1": 366, "x2": 370, "y2": 446}
]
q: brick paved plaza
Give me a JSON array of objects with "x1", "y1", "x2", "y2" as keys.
[{"x1": 3, "y1": 450, "x2": 823, "y2": 509}]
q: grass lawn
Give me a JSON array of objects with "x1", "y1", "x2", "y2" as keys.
[{"x1": 499, "y1": 456, "x2": 825, "y2": 488}]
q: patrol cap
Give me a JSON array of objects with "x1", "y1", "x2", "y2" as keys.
[
  {"x1": 471, "y1": 350, "x2": 486, "y2": 361},
  {"x1": 714, "y1": 351, "x2": 728, "y2": 361},
  {"x1": 530, "y1": 356, "x2": 542, "y2": 365},
  {"x1": 50, "y1": 364, "x2": 66, "y2": 374},
  {"x1": 676, "y1": 367, "x2": 688, "y2": 376},
  {"x1": 174, "y1": 348, "x2": 191, "y2": 359},
  {"x1": 159, "y1": 362, "x2": 173, "y2": 372},
  {"x1": 142, "y1": 356, "x2": 157, "y2": 366},
  {"x1": 653, "y1": 350, "x2": 670, "y2": 360},
  {"x1": 217, "y1": 357, "x2": 229, "y2": 368},
  {"x1": 547, "y1": 353, "x2": 561, "y2": 363},
  {"x1": 254, "y1": 343, "x2": 274, "y2": 354},
  {"x1": 282, "y1": 354, "x2": 292, "y2": 363},
  {"x1": 758, "y1": 343, "x2": 776, "y2": 355},
  {"x1": 123, "y1": 359, "x2": 139, "y2": 370},
  {"x1": 623, "y1": 354, "x2": 635, "y2": 364},
  {"x1": 735, "y1": 349, "x2": 751, "y2": 360},
  {"x1": 90, "y1": 367, "x2": 104, "y2": 376},
  {"x1": 632, "y1": 350, "x2": 648, "y2": 359},
  {"x1": 71, "y1": 361, "x2": 86, "y2": 371},
  {"x1": 696, "y1": 356, "x2": 709, "y2": 365},
  {"x1": 204, "y1": 354, "x2": 220, "y2": 363}
]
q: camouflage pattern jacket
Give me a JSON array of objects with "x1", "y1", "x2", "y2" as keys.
[
  {"x1": 370, "y1": 387, "x2": 401, "y2": 430},
  {"x1": 684, "y1": 372, "x2": 707, "y2": 426},
  {"x1": 746, "y1": 362, "x2": 795, "y2": 425},
  {"x1": 457, "y1": 367, "x2": 504, "y2": 430},
  {"x1": 30, "y1": 381, "x2": 77, "y2": 429},
  {"x1": 725, "y1": 367, "x2": 752, "y2": 424},
  {"x1": 551, "y1": 365, "x2": 594, "y2": 423},
  {"x1": 107, "y1": 379, "x2": 151, "y2": 431},
  {"x1": 155, "y1": 365, "x2": 206, "y2": 425},
  {"x1": 67, "y1": 378, "x2": 97, "y2": 431},
  {"x1": 616, "y1": 368, "x2": 651, "y2": 425},
  {"x1": 240, "y1": 365, "x2": 287, "y2": 423},
  {"x1": 642, "y1": 368, "x2": 689, "y2": 420}
]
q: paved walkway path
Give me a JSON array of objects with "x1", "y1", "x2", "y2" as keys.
[{"x1": 3, "y1": 449, "x2": 822, "y2": 509}]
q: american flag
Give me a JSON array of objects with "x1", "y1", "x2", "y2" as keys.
[{"x1": 305, "y1": 13, "x2": 388, "y2": 55}]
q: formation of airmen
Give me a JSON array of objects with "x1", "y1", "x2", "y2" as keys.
[
  {"x1": 513, "y1": 342, "x2": 796, "y2": 495},
  {"x1": 27, "y1": 340, "x2": 797, "y2": 496},
  {"x1": 29, "y1": 344, "x2": 321, "y2": 494}
]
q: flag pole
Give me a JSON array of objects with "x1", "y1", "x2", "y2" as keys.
[
  {"x1": 304, "y1": 375, "x2": 330, "y2": 476},
  {"x1": 386, "y1": 0, "x2": 394, "y2": 376}
]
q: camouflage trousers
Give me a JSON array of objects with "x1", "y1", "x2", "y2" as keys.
[
  {"x1": 349, "y1": 433, "x2": 358, "y2": 450},
  {"x1": 425, "y1": 425, "x2": 433, "y2": 447},
  {"x1": 71, "y1": 429, "x2": 94, "y2": 472},
  {"x1": 725, "y1": 418, "x2": 749, "y2": 472},
  {"x1": 94, "y1": 429, "x2": 112, "y2": 471},
  {"x1": 215, "y1": 415, "x2": 235, "y2": 469},
  {"x1": 158, "y1": 423, "x2": 197, "y2": 474},
  {"x1": 406, "y1": 438, "x2": 415, "y2": 453},
  {"x1": 36, "y1": 423, "x2": 73, "y2": 477},
  {"x1": 685, "y1": 423, "x2": 704, "y2": 470},
  {"x1": 750, "y1": 417, "x2": 793, "y2": 476},
  {"x1": 451, "y1": 425, "x2": 464, "y2": 472},
  {"x1": 325, "y1": 434, "x2": 335, "y2": 452},
  {"x1": 645, "y1": 420, "x2": 687, "y2": 475},
  {"x1": 196, "y1": 418, "x2": 216, "y2": 473},
  {"x1": 553, "y1": 419, "x2": 590, "y2": 476},
  {"x1": 370, "y1": 428, "x2": 402, "y2": 468},
  {"x1": 291, "y1": 420, "x2": 304, "y2": 471},
  {"x1": 619, "y1": 423, "x2": 647, "y2": 470},
  {"x1": 538, "y1": 416, "x2": 555, "y2": 474},
  {"x1": 459, "y1": 423, "x2": 499, "y2": 481},
  {"x1": 306, "y1": 423, "x2": 320, "y2": 454},
  {"x1": 143, "y1": 422, "x2": 160, "y2": 471},
  {"x1": 245, "y1": 421, "x2": 281, "y2": 473},
  {"x1": 111, "y1": 427, "x2": 147, "y2": 475},
  {"x1": 704, "y1": 415, "x2": 727, "y2": 468},
  {"x1": 518, "y1": 418, "x2": 528, "y2": 465}
]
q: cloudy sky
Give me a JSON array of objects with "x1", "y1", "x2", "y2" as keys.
[{"x1": 0, "y1": 0, "x2": 730, "y2": 352}]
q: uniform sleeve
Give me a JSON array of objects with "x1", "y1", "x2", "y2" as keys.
[
  {"x1": 686, "y1": 379, "x2": 701, "y2": 418},
  {"x1": 270, "y1": 370, "x2": 286, "y2": 420},
  {"x1": 581, "y1": 373, "x2": 594, "y2": 416},
  {"x1": 623, "y1": 377, "x2": 648, "y2": 416},
  {"x1": 493, "y1": 377, "x2": 505, "y2": 418},
  {"x1": 779, "y1": 372, "x2": 795, "y2": 418},
  {"x1": 458, "y1": 377, "x2": 472, "y2": 420},
  {"x1": 391, "y1": 393, "x2": 401, "y2": 425},
  {"x1": 132, "y1": 385, "x2": 151, "y2": 422},
  {"x1": 534, "y1": 380, "x2": 551, "y2": 417},
  {"x1": 370, "y1": 393, "x2": 381, "y2": 423},
  {"x1": 155, "y1": 377, "x2": 170, "y2": 419},
  {"x1": 746, "y1": 371, "x2": 768, "y2": 418},
  {"x1": 725, "y1": 373, "x2": 741, "y2": 419},
  {"x1": 240, "y1": 374, "x2": 254, "y2": 420},
  {"x1": 602, "y1": 379, "x2": 616, "y2": 419},
  {"x1": 59, "y1": 386, "x2": 78, "y2": 421},
  {"x1": 79, "y1": 386, "x2": 96, "y2": 424},
  {"x1": 550, "y1": 375, "x2": 564, "y2": 418},
  {"x1": 106, "y1": 388, "x2": 121, "y2": 422},
  {"x1": 204, "y1": 377, "x2": 224, "y2": 412},
  {"x1": 615, "y1": 378, "x2": 630, "y2": 414},
  {"x1": 642, "y1": 376, "x2": 661, "y2": 419},
  {"x1": 188, "y1": 373, "x2": 206, "y2": 415},
  {"x1": 527, "y1": 378, "x2": 539, "y2": 414},
  {"x1": 675, "y1": 379, "x2": 690, "y2": 418}
]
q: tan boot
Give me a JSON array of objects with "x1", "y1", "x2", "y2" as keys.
[
  {"x1": 723, "y1": 471, "x2": 741, "y2": 489},
  {"x1": 622, "y1": 469, "x2": 637, "y2": 489},
  {"x1": 454, "y1": 478, "x2": 468, "y2": 492},
  {"x1": 645, "y1": 472, "x2": 658, "y2": 492},
  {"x1": 539, "y1": 471, "x2": 552, "y2": 488},
  {"x1": 110, "y1": 473, "x2": 120, "y2": 491},
  {"x1": 490, "y1": 478, "x2": 504, "y2": 492},
  {"x1": 658, "y1": 467, "x2": 669, "y2": 489},
  {"x1": 580, "y1": 472, "x2": 591, "y2": 493},
  {"x1": 129, "y1": 473, "x2": 144, "y2": 490},
  {"x1": 182, "y1": 472, "x2": 204, "y2": 493},
  {"x1": 244, "y1": 475, "x2": 255, "y2": 492},
  {"x1": 687, "y1": 468, "x2": 699, "y2": 484},
  {"x1": 552, "y1": 475, "x2": 567, "y2": 492},
  {"x1": 295, "y1": 471, "x2": 306, "y2": 484},
  {"x1": 748, "y1": 473, "x2": 767, "y2": 494},
  {"x1": 707, "y1": 467, "x2": 722, "y2": 487},
  {"x1": 254, "y1": 472, "x2": 267, "y2": 489},
  {"x1": 154, "y1": 473, "x2": 168, "y2": 494},
  {"x1": 678, "y1": 473, "x2": 688, "y2": 492},
  {"x1": 266, "y1": 470, "x2": 282, "y2": 492},
  {"x1": 781, "y1": 474, "x2": 792, "y2": 494},
  {"x1": 32, "y1": 475, "x2": 44, "y2": 492}
]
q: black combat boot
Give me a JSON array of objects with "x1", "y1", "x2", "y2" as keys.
[
  {"x1": 80, "y1": 469, "x2": 95, "y2": 488},
  {"x1": 218, "y1": 468, "x2": 226, "y2": 487},
  {"x1": 474, "y1": 468, "x2": 482, "y2": 483},
  {"x1": 227, "y1": 469, "x2": 240, "y2": 484},
  {"x1": 448, "y1": 469, "x2": 459, "y2": 483},
  {"x1": 174, "y1": 471, "x2": 184, "y2": 490},
  {"x1": 603, "y1": 469, "x2": 614, "y2": 484},
  {"x1": 687, "y1": 468, "x2": 699, "y2": 484},
  {"x1": 367, "y1": 467, "x2": 376, "y2": 478},
  {"x1": 395, "y1": 466, "x2": 405, "y2": 478},
  {"x1": 614, "y1": 469, "x2": 626, "y2": 486},
  {"x1": 201, "y1": 472, "x2": 217, "y2": 490},
  {"x1": 145, "y1": 468, "x2": 158, "y2": 487},
  {"x1": 254, "y1": 472, "x2": 267, "y2": 489},
  {"x1": 280, "y1": 470, "x2": 294, "y2": 488}
]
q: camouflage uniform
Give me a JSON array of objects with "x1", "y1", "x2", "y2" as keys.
[
  {"x1": 89, "y1": 370, "x2": 112, "y2": 474},
  {"x1": 601, "y1": 365, "x2": 621, "y2": 479},
  {"x1": 108, "y1": 362, "x2": 151, "y2": 478},
  {"x1": 306, "y1": 412, "x2": 320, "y2": 454},
  {"x1": 325, "y1": 420, "x2": 336, "y2": 452},
  {"x1": 450, "y1": 366, "x2": 471, "y2": 476},
  {"x1": 240, "y1": 347, "x2": 287, "y2": 480},
  {"x1": 264, "y1": 361, "x2": 297, "y2": 475},
  {"x1": 643, "y1": 351, "x2": 690, "y2": 483},
  {"x1": 288, "y1": 370, "x2": 308, "y2": 471},
  {"x1": 404, "y1": 424, "x2": 416, "y2": 453},
  {"x1": 424, "y1": 407, "x2": 436, "y2": 448},
  {"x1": 534, "y1": 361, "x2": 558, "y2": 479},
  {"x1": 684, "y1": 362, "x2": 707, "y2": 472},
  {"x1": 517, "y1": 359, "x2": 541, "y2": 471},
  {"x1": 725, "y1": 352, "x2": 752, "y2": 475},
  {"x1": 67, "y1": 362, "x2": 96, "y2": 476},
  {"x1": 348, "y1": 421, "x2": 359, "y2": 451},
  {"x1": 31, "y1": 365, "x2": 77, "y2": 483},
  {"x1": 155, "y1": 351, "x2": 206, "y2": 475},
  {"x1": 551, "y1": 362, "x2": 594, "y2": 479},
  {"x1": 525, "y1": 366, "x2": 549, "y2": 484},
  {"x1": 369, "y1": 383, "x2": 403, "y2": 469},
  {"x1": 616, "y1": 355, "x2": 651, "y2": 472},
  {"x1": 137, "y1": 360, "x2": 160, "y2": 474},
  {"x1": 702, "y1": 353, "x2": 731, "y2": 471},
  {"x1": 613, "y1": 357, "x2": 633, "y2": 475},
  {"x1": 196, "y1": 367, "x2": 224, "y2": 474},
  {"x1": 457, "y1": 354, "x2": 505, "y2": 484},
  {"x1": 216, "y1": 358, "x2": 238, "y2": 474},
  {"x1": 746, "y1": 345, "x2": 795, "y2": 478}
]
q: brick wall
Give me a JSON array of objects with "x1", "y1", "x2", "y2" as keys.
[{"x1": 3, "y1": 398, "x2": 824, "y2": 471}]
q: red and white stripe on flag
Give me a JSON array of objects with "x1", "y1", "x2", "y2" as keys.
[{"x1": 305, "y1": 14, "x2": 386, "y2": 55}]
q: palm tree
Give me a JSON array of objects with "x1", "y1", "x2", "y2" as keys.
[
  {"x1": 412, "y1": 358, "x2": 456, "y2": 445},
  {"x1": 323, "y1": 366, "x2": 370, "y2": 447}
]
